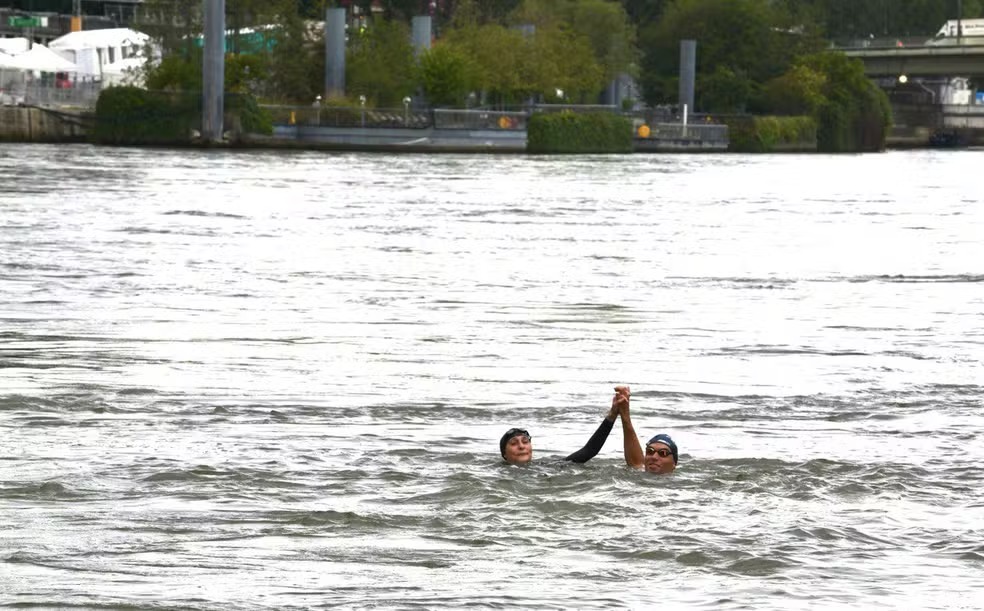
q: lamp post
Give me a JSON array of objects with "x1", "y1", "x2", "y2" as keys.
[
  {"x1": 403, "y1": 96, "x2": 411, "y2": 126},
  {"x1": 359, "y1": 94, "x2": 366, "y2": 127},
  {"x1": 314, "y1": 94, "x2": 322, "y2": 125}
]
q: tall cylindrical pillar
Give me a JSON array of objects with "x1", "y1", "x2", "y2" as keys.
[
  {"x1": 411, "y1": 16, "x2": 432, "y2": 59},
  {"x1": 202, "y1": 0, "x2": 225, "y2": 143},
  {"x1": 325, "y1": 7, "x2": 346, "y2": 98},
  {"x1": 678, "y1": 39, "x2": 696, "y2": 114}
]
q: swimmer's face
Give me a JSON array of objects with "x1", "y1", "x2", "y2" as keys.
[
  {"x1": 503, "y1": 434, "x2": 533, "y2": 464},
  {"x1": 644, "y1": 442, "x2": 675, "y2": 474}
]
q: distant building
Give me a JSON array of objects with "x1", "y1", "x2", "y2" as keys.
[{"x1": 0, "y1": 1, "x2": 140, "y2": 44}]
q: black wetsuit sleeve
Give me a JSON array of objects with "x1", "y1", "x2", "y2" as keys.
[{"x1": 564, "y1": 416, "x2": 616, "y2": 464}]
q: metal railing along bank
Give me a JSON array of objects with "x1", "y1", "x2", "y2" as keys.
[
  {"x1": 1, "y1": 80, "x2": 102, "y2": 109},
  {"x1": 647, "y1": 122, "x2": 729, "y2": 143},
  {"x1": 264, "y1": 104, "x2": 728, "y2": 148},
  {"x1": 266, "y1": 105, "x2": 529, "y2": 130},
  {"x1": 24, "y1": 81, "x2": 102, "y2": 108}
]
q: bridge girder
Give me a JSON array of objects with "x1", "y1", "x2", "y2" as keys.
[{"x1": 845, "y1": 46, "x2": 984, "y2": 78}]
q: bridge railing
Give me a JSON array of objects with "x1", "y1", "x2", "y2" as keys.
[{"x1": 833, "y1": 36, "x2": 933, "y2": 49}]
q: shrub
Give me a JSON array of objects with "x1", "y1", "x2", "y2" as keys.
[
  {"x1": 527, "y1": 111, "x2": 632, "y2": 154},
  {"x1": 725, "y1": 115, "x2": 817, "y2": 152},
  {"x1": 228, "y1": 93, "x2": 273, "y2": 135},
  {"x1": 93, "y1": 87, "x2": 272, "y2": 144},
  {"x1": 92, "y1": 86, "x2": 198, "y2": 145}
]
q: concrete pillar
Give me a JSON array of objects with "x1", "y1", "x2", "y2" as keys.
[
  {"x1": 678, "y1": 39, "x2": 696, "y2": 113},
  {"x1": 202, "y1": 0, "x2": 225, "y2": 143},
  {"x1": 325, "y1": 7, "x2": 345, "y2": 98},
  {"x1": 411, "y1": 16, "x2": 432, "y2": 59},
  {"x1": 603, "y1": 78, "x2": 618, "y2": 107}
]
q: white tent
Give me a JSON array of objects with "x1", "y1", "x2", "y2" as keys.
[
  {"x1": 0, "y1": 37, "x2": 31, "y2": 55},
  {"x1": 0, "y1": 51, "x2": 18, "y2": 70},
  {"x1": 1, "y1": 45, "x2": 78, "y2": 73},
  {"x1": 49, "y1": 28, "x2": 150, "y2": 52},
  {"x1": 0, "y1": 51, "x2": 26, "y2": 106},
  {"x1": 49, "y1": 28, "x2": 150, "y2": 78}
]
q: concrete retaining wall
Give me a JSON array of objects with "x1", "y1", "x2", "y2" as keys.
[
  {"x1": 247, "y1": 125, "x2": 528, "y2": 153},
  {"x1": 0, "y1": 107, "x2": 89, "y2": 142}
]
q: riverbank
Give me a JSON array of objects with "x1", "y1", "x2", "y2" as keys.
[
  {"x1": 0, "y1": 105, "x2": 967, "y2": 150},
  {"x1": 0, "y1": 106, "x2": 88, "y2": 142},
  {"x1": 1, "y1": 106, "x2": 729, "y2": 153}
]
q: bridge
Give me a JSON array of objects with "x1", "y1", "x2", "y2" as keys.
[
  {"x1": 839, "y1": 39, "x2": 984, "y2": 145},
  {"x1": 842, "y1": 40, "x2": 984, "y2": 77}
]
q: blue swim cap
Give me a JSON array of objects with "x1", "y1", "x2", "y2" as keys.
[{"x1": 647, "y1": 434, "x2": 678, "y2": 464}]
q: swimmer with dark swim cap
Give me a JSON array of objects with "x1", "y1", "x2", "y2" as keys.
[
  {"x1": 613, "y1": 386, "x2": 678, "y2": 474},
  {"x1": 499, "y1": 392, "x2": 620, "y2": 465}
]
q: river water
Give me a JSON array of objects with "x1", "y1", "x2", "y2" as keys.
[{"x1": 1, "y1": 144, "x2": 982, "y2": 609}]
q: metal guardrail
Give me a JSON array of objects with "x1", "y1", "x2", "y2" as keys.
[
  {"x1": 265, "y1": 106, "x2": 529, "y2": 130},
  {"x1": 832, "y1": 36, "x2": 935, "y2": 49},
  {"x1": 263, "y1": 105, "x2": 728, "y2": 145},
  {"x1": 265, "y1": 105, "x2": 431, "y2": 128},
  {"x1": 433, "y1": 108, "x2": 526, "y2": 130},
  {"x1": 647, "y1": 123, "x2": 729, "y2": 143},
  {"x1": 1, "y1": 80, "x2": 102, "y2": 109},
  {"x1": 23, "y1": 81, "x2": 101, "y2": 108},
  {"x1": 534, "y1": 103, "x2": 619, "y2": 114}
]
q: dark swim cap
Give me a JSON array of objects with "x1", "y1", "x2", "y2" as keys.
[
  {"x1": 500, "y1": 428, "x2": 531, "y2": 458},
  {"x1": 647, "y1": 434, "x2": 679, "y2": 464}
]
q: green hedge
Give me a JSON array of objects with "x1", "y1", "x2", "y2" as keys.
[
  {"x1": 726, "y1": 115, "x2": 817, "y2": 152},
  {"x1": 92, "y1": 86, "x2": 199, "y2": 145},
  {"x1": 92, "y1": 87, "x2": 273, "y2": 146},
  {"x1": 527, "y1": 111, "x2": 632, "y2": 154},
  {"x1": 227, "y1": 93, "x2": 273, "y2": 136}
]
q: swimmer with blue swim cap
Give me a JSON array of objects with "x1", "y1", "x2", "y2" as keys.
[{"x1": 613, "y1": 386, "x2": 678, "y2": 474}]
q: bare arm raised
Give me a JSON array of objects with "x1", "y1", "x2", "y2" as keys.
[{"x1": 614, "y1": 386, "x2": 644, "y2": 469}]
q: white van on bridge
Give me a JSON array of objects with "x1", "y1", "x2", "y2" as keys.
[{"x1": 930, "y1": 19, "x2": 984, "y2": 43}]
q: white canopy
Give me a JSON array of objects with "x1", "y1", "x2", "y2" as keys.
[
  {"x1": 0, "y1": 45, "x2": 78, "y2": 73},
  {"x1": 49, "y1": 28, "x2": 150, "y2": 51},
  {"x1": 0, "y1": 37, "x2": 31, "y2": 54}
]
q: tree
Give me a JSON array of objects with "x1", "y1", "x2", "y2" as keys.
[
  {"x1": 265, "y1": 3, "x2": 321, "y2": 103},
  {"x1": 760, "y1": 64, "x2": 827, "y2": 115},
  {"x1": 137, "y1": 0, "x2": 203, "y2": 58},
  {"x1": 797, "y1": 51, "x2": 891, "y2": 152},
  {"x1": 526, "y1": 26, "x2": 605, "y2": 103},
  {"x1": 619, "y1": 0, "x2": 670, "y2": 25},
  {"x1": 443, "y1": 24, "x2": 525, "y2": 106},
  {"x1": 698, "y1": 66, "x2": 752, "y2": 112},
  {"x1": 418, "y1": 43, "x2": 476, "y2": 106},
  {"x1": 346, "y1": 19, "x2": 417, "y2": 106},
  {"x1": 568, "y1": 0, "x2": 639, "y2": 82},
  {"x1": 509, "y1": 0, "x2": 638, "y2": 82},
  {"x1": 636, "y1": 0, "x2": 822, "y2": 107}
]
